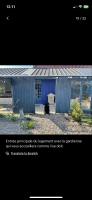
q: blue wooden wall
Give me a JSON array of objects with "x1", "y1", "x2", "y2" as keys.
[
  {"x1": 12, "y1": 78, "x2": 35, "y2": 113},
  {"x1": 56, "y1": 78, "x2": 71, "y2": 113},
  {"x1": 11, "y1": 77, "x2": 92, "y2": 113},
  {"x1": 11, "y1": 77, "x2": 72, "y2": 113},
  {"x1": 36, "y1": 79, "x2": 55, "y2": 104}
]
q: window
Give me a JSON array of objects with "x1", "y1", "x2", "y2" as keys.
[
  {"x1": 70, "y1": 81, "x2": 81, "y2": 108},
  {"x1": 81, "y1": 81, "x2": 92, "y2": 110},
  {"x1": 35, "y1": 80, "x2": 42, "y2": 99},
  {"x1": 71, "y1": 81, "x2": 80, "y2": 99},
  {"x1": 70, "y1": 80, "x2": 92, "y2": 111},
  {"x1": 0, "y1": 79, "x2": 12, "y2": 97}
]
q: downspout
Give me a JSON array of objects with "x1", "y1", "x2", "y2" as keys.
[
  {"x1": 10, "y1": 78, "x2": 14, "y2": 112},
  {"x1": 80, "y1": 81, "x2": 82, "y2": 108},
  {"x1": 55, "y1": 76, "x2": 59, "y2": 113},
  {"x1": 91, "y1": 83, "x2": 92, "y2": 115}
]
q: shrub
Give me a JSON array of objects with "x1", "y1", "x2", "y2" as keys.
[
  {"x1": 0, "y1": 113, "x2": 5, "y2": 118},
  {"x1": 71, "y1": 101, "x2": 83, "y2": 122},
  {"x1": 81, "y1": 115, "x2": 92, "y2": 126},
  {"x1": 6, "y1": 113, "x2": 19, "y2": 121},
  {"x1": 27, "y1": 121, "x2": 35, "y2": 129},
  {"x1": 0, "y1": 112, "x2": 19, "y2": 121},
  {"x1": 20, "y1": 120, "x2": 35, "y2": 129}
]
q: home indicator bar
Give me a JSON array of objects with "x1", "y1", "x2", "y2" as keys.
[{"x1": 29, "y1": 197, "x2": 63, "y2": 199}]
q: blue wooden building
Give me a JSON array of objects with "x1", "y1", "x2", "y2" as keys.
[{"x1": 0, "y1": 65, "x2": 92, "y2": 113}]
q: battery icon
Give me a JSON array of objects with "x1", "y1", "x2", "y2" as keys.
[{"x1": 83, "y1": 5, "x2": 89, "y2": 9}]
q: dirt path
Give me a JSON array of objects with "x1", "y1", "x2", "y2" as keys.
[{"x1": 0, "y1": 114, "x2": 92, "y2": 134}]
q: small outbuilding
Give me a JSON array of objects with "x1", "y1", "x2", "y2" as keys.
[{"x1": 0, "y1": 65, "x2": 92, "y2": 113}]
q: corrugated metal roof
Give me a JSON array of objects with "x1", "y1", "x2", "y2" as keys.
[
  {"x1": 0, "y1": 65, "x2": 33, "y2": 68},
  {"x1": 34, "y1": 65, "x2": 92, "y2": 69},
  {"x1": 0, "y1": 66, "x2": 92, "y2": 77},
  {"x1": 0, "y1": 68, "x2": 29, "y2": 76},
  {"x1": 31, "y1": 67, "x2": 92, "y2": 77}
]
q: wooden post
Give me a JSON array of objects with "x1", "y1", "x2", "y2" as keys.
[{"x1": 19, "y1": 108, "x2": 24, "y2": 120}]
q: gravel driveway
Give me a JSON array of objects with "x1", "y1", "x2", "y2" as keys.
[{"x1": 0, "y1": 114, "x2": 92, "y2": 134}]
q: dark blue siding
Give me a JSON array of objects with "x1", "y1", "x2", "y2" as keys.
[
  {"x1": 56, "y1": 78, "x2": 71, "y2": 113},
  {"x1": 11, "y1": 77, "x2": 92, "y2": 113},
  {"x1": 35, "y1": 79, "x2": 56, "y2": 104},
  {"x1": 12, "y1": 78, "x2": 35, "y2": 113}
]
